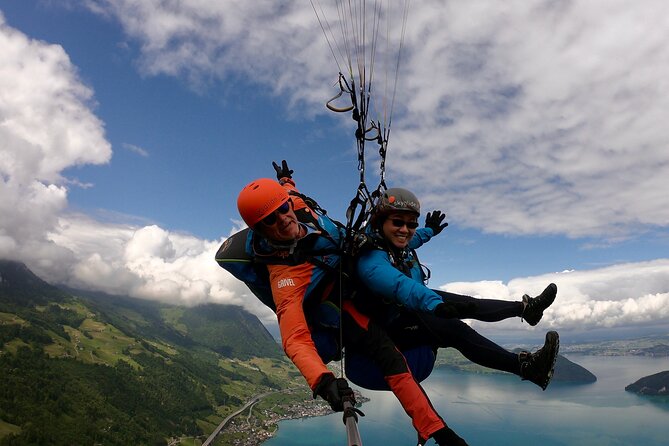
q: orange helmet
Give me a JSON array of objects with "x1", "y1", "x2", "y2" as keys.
[{"x1": 237, "y1": 178, "x2": 290, "y2": 228}]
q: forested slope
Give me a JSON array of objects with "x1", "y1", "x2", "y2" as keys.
[{"x1": 0, "y1": 260, "x2": 299, "y2": 445}]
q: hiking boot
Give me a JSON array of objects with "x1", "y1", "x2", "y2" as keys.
[
  {"x1": 519, "y1": 331, "x2": 560, "y2": 390},
  {"x1": 521, "y1": 283, "x2": 557, "y2": 326},
  {"x1": 432, "y1": 426, "x2": 469, "y2": 446}
]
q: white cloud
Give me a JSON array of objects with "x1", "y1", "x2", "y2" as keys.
[
  {"x1": 44, "y1": 212, "x2": 669, "y2": 334},
  {"x1": 0, "y1": 13, "x2": 275, "y2": 323},
  {"x1": 82, "y1": 0, "x2": 669, "y2": 239},
  {"x1": 45, "y1": 215, "x2": 277, "y2": 323},
  {"x1": 442, "y1": 259, "x2": 669, "y2": 332},
  {"x1": 390, "y1": 0, "x2": 669, "y2": 239},
  {"x1": 122, "y1": 143, "x2": 149, "y2": 157},
  {"x1": 85, "y1": 0, "x2": 334, "y2": 106},
  {"x1": 0, "y1": 12, "x2": 111, "y2": 262}
]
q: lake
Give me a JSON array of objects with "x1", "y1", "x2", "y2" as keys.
[{"x1": 264, "y1": 355, "x2": 669, "y2": 445}]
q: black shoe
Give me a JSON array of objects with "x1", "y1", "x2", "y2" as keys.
[
  {"x1": 521, "y1": 283, "x2": 557, "y2": 326},
  {"x1": 432, "y1": 426, "x2": 469, "y2": 446},
  {"x1": 520, "y1": 331, "x2": 560, "y2": 390}
]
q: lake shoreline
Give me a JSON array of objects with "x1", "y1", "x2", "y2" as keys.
[{"x1": 212, "y1": 389, "x2": 368, "y2": 446}]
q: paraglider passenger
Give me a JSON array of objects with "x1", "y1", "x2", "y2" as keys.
[{"x1": 354, "y1": 187, "x2": 561, "y2": 395}]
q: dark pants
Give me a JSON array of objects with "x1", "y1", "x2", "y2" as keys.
[
  {"x1": 435, "y1": 290, "x2": 522, "y2": 322},
  {"x1": 386, "y1": 290, "x2": 524, "y2": 375}
]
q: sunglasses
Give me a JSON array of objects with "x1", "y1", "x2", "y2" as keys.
[
  {"x1": 260, "y1": 201, "x2": 291, "y2": 226},
  {"x1": 389, "y1": 218, "x2": 419, "y2": 229}
]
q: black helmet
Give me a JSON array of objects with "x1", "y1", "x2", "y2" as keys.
[{"x1": 375, "y1": 187, "x2": 421, "y2": 216}]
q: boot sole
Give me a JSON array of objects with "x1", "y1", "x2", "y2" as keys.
[{"x1": 541, "y1": 331, "x2": 560, "y2": 390}]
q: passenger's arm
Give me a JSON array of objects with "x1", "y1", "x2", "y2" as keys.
[
  {"x1": 356, "y1": 249, "x2": 443, "y2": 313},
  {"x1": 409, "y1": 227, "x2": 433, "y2": 249}
]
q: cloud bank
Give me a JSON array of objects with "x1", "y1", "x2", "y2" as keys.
[
  {"x1": 393, "y1": 0, "x2": 669, "y2": 239},
  {"x1": 442, "y1": 259, "x2": 669, "y2": 334},
  {"x1": 84, "y1": 0, "x2": 669, "y2": 239},
  {"x1": 47, "y1": 216, "x2": 276, "y2": 322}
]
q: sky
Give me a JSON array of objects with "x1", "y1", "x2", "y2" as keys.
[{"x1": 1, "y1": 0, "x2": 668, "y2": 343}]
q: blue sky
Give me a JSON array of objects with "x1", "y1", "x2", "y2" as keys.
[{"x1": 1, "y1": 0, "x2": 668, "y2": 342}]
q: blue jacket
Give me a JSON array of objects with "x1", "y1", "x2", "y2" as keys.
[{"x1": 356, "y1": 227, "x2": 442, "y2": 314}]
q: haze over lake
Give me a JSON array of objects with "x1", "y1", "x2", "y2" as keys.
[{"x1": 265, "y1": 355, "x2": 669, "y2": 446}]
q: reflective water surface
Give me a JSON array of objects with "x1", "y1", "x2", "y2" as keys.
[{"x1": 265, "y1": 355, "x2": 669, "y2": 445}]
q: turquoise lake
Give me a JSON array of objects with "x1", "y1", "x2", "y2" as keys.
[{"x1": 264, "y1": 355, "x2": 669, "y2": 445}]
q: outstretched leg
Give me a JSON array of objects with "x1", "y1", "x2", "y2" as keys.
[
  {"x1": 434, "y1": 283, "x2": 557, "y2": 325},
  {"x1": 388, "y1": 311, "x2": 560, "y2": 390},
  {"x1": 391, "y1": 311, "x2": 521, "y2": 375},
  {"x1": 433, "y1": 290, "x2": 522, "y2": 322}
]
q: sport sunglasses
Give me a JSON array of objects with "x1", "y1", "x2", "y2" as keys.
[
  {"x1": 260, "y1": 201, "x2": 291, "y2": 226},
  {"x1": 389, "y1": 218, "x2": 419, "y2": 229}
]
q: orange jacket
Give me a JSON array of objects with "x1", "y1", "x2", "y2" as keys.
[{"x1": 267, "y1": 179, "x2": 341, "y2": 390}]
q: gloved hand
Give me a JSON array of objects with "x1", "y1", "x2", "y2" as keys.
[
  {"x1": 272, "y1": 160, "x2": 294, "y2": 181},
  {"x1": 425, "y1": 211, "x2": 448, "y2": 235},
  {"x1": 432, "y1": 425, "x2": 469, "y2": 446},
  {"x1": 434, "y1": 301, "x2": 478, "y2": 319},
  {"x1": 350, "y1": 233, "x2": 374, "y2": 257},
  {"x1": 314, "y1": 374, "x2": 355, "y2": 412}
]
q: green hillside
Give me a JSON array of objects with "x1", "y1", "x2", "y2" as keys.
[
  {"x1": 0, "y1": 260, "x2": 306, "y2": 445},
  {"x1": 63, "y1": 287, "x2": 282, "y2": 360}
]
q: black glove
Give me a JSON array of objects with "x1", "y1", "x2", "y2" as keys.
[
  {"x1": 432, "y1": 425, "x2": 469, "y2": 446},
  {"x1": 314, "y1": 374, "x2": 355, "y2": 412},
  {"x1": 425, "y1": 211, "x2": 448, "y2": 235},
  {"x1": 272, "y1": 159, "x2": 293, "y2": 180},
  {"x1": 434, "y1": 301, "x2": 478, "y2": 319},
  {"x1": 350, "y1": 233, "x2": 374, "y2": 257}
]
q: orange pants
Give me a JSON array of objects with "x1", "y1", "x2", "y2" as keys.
[{"x1": 341, "y1": 300, "x2": 446, "y2": 440}]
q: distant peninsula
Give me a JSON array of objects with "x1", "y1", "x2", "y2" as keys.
[
  {"x1": 552, "y1": 354, "x2": 597, "y2": 383},
  {"x1": 625, "y1": 370, "x2": 669, "y2": 396}
]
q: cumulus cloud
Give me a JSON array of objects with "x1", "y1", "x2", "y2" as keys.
[
  {"x1": 442, "y1": 259, "x2": 669, "y2": 333},
  {"x1": 45, "y1": 216, "x2": 276, "y2": 323},
  {"x1": 0, "y1": 13, "x2": 274, "y2": 322},
  {"x1": 83, "y1": 0, "x2": 669, "y2": 239},
  {"x1": 0, "y1": 12, "x2": 111, "y2": 262}
]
